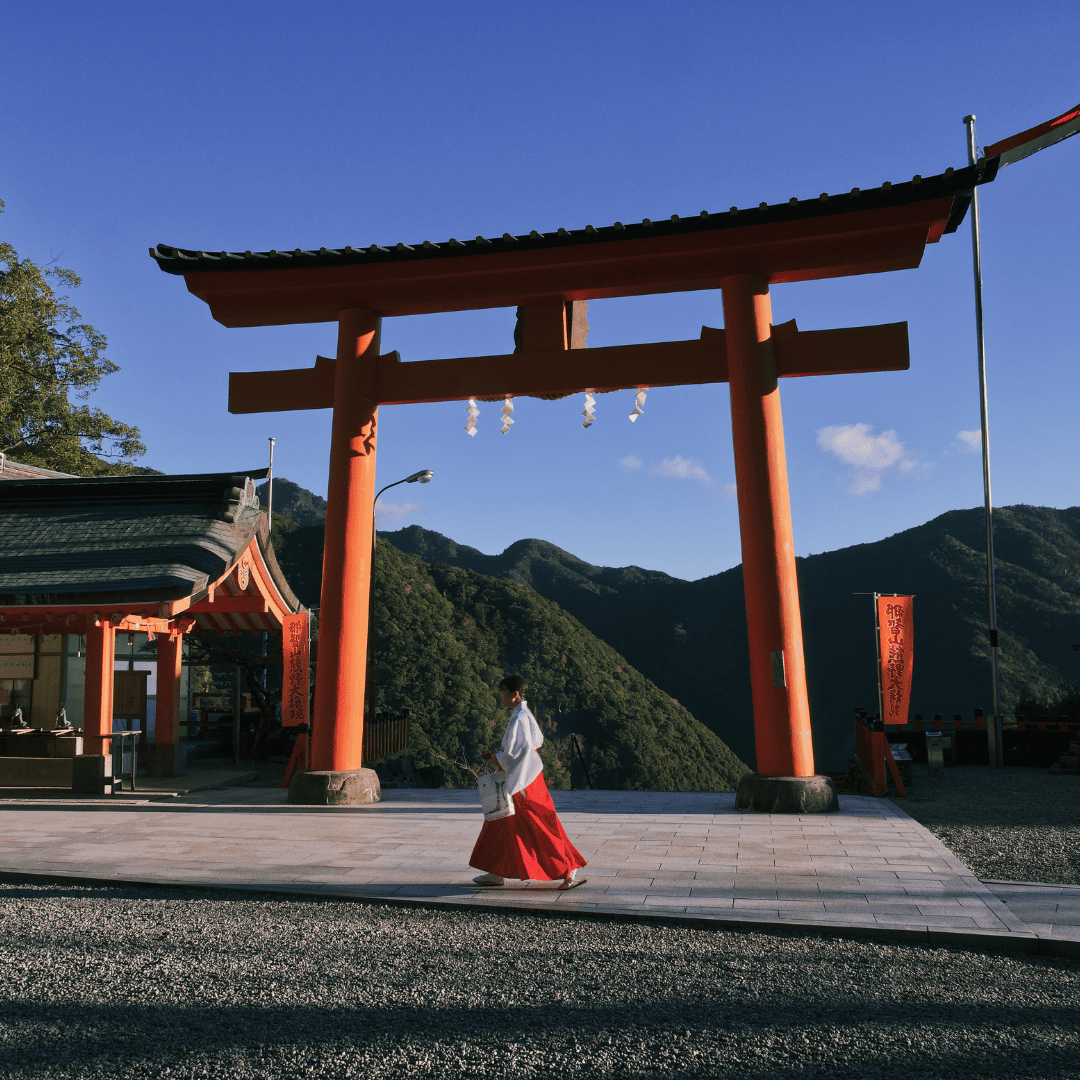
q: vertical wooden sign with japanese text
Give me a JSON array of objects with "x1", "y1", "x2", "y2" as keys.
[
  {"x1": 281, "y1": 612, "x2": 310, "y2": 727},
  {"x1": 877, "y1": 596, "x2": 914, "y2": 725}
]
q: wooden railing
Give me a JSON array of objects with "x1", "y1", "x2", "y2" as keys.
[{"x1": 362, "y1": 709, "x2": 410, "y2": 764}]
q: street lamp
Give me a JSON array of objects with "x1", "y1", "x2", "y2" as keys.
[
  {"x1": 374, "y1": 469, "x2": 433, "y2": 508},
  {"x1": 366, "y1": 470, "x2": 434, "y2": 720}
]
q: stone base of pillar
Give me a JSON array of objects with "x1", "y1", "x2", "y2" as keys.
[
  {"x1": 735, "y1": 773, "x2": 839, "y2": 814},
  {"x1": 145, "y1": 743, "x2": 187, "y2": 778},
  {"x1": 287, "y1": 768, "x2": 381, "y2": 806}
]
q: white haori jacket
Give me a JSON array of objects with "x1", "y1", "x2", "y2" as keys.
[{"x1": 496, "y1": 700, "x2": 544, "y2": 796}]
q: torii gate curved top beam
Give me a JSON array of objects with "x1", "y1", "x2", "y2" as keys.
[
  {"x1": 149, "y1": 158, "x2": 998, "y2": 803},
  {"x1": 150, "y1": 162, "x2": 993, "y2": 325}
]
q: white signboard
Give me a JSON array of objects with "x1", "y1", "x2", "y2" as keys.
[{"x1": 0, "y1": 653, "x2": 35, "y2": 679}]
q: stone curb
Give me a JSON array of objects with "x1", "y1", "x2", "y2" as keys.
[
  {"x1": 982, "y1": 879, "x2": 1080, "y2": 891},
  {"x1": 881, "y1": 799, "x2": 1033, "y2": 935},
  {"x1": 2, "y1": 866, "x2": 1076, "y2": 961}
]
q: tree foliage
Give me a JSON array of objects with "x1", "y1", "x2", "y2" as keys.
[
  {"x1": 368, "y1": 541, "x2": 749, "y2": 790},
  {"x1": 0, "y1": 200, "x2": 145, "y2": 474}
]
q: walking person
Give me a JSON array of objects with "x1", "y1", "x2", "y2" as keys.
[{"x1": 470, "y1": 675, "x2": 588, "y2": 890}]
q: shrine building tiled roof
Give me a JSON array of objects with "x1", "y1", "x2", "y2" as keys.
[{"x1": 0, "y1": 471, "x2": 301, "y2": 622}]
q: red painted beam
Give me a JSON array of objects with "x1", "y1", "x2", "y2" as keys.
[
  {"x1": 772, "y1": 320, "x2": 909, "y2": 377},
  {"x1": 182, "y1": 200, "x2": 954, "y2": 326},
  {"x1": 228, "y1": 321, "x2": 908, "y2": 414}
]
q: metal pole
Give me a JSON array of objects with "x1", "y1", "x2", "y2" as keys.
[
  {"x1": 267, "y1": 437, "x2": 276, "y2": 531},
  {"x1": 233, "y1": 663, "x2": 241, "y2": 766},
  {"x1": 366, "y1": 471, "x2": 434, "y2": 720},
  {"x1": 964, "y1": 114, "x2": 1003, "y2": 767}
]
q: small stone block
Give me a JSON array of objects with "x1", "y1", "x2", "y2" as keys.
[
  {"x1": 735, "y1": 774, "x2": 839, "y2": 814},
  {"x1": 71, "y1": 754, "x2": 107, "y2": 794},
  {"x1": 287, "y1": 768, "x2": 382, "y2": 806}
]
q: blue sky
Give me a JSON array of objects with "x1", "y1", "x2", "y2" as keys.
[{"x1": 4, "y1": 1, "x2": 1078, "y2": 580}]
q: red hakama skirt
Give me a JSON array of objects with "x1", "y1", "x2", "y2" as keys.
[{"x1": 469, "y1": 771, "x2": 587, "y2": 881}]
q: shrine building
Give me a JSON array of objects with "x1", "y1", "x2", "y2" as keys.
[{"x1": 0, "y1": 466, "x2": 308, "y2": 790}]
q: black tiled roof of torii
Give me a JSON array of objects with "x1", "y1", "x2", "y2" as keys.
[
  {"x1": 149, "y1": 160, "x2": 998, "y2": 273},
  {"x1": 0, "y1": 470, "x2": 300, "y2": 611}
]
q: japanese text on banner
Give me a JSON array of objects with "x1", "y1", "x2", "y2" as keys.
[
  {"x1": 281, "y1": 612, "x2": 310, "y2": 727},
  {"x1": 877, "y1": 596, "x2": 914, "y2": 725}
]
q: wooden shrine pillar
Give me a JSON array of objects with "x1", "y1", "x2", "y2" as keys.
[
  {"x1": 721, "y1": 274, "x2": 815, "y2": 779},
  {"x1": 310, "y1": 308, "x2": 381, "y2": 772},
  {"x1": 82, "y1": 620, "x2": 115, "y2": 757},
  {"x1": 151, "y1": 630, "x2": 187, "y2": 777}
]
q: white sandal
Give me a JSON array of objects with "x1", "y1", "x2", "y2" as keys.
[{"x1": 559, "y1": 868, "x2": 587, "y2": 891}]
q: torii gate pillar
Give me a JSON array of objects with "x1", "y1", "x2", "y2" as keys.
[
  {"x1": 723, "y1": 275, "x2": 835, "y2": 812},
  {"x1": 306, "y1": 308, "x2": 383, "y2": 797}
]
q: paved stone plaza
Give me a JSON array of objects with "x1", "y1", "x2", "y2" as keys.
[{"x1": 1, "y1": 786, "x2": 1077, "y2": 953}]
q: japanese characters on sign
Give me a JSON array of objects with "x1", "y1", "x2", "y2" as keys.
[
  {"x1": 281, "y1": 612, "x2": 309, "y2": 727},
  {"x1": 877, "y1": 595, "x2": 914, "y2": 725}
]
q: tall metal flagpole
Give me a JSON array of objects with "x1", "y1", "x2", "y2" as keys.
[
  {"x1": 963, "y1": 114, "x2": 1003, "y2": 767},
  {"x1": 267, "y1": 437, "x2": 276, "y2": 531}
]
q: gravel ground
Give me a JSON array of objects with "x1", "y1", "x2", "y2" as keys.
[
  {"x1": 2, "y1": 881, "x2": 1079, "y2": 1080},
  {"x1": 889, "y1": 766, "x2": 1080, "y2": 885}
]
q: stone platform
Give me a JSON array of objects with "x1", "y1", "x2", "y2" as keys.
[{"x1": 0, "y1": 787, "x2": 1076, "y2": 956}]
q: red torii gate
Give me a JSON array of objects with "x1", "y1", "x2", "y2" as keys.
[{"x1": 151, "y1": 159, "x2": 995, "y2": 809}]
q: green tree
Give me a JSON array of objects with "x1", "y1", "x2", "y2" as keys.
[{"x1": 0, "y1": 199, "x2": 145, "y2": 474}]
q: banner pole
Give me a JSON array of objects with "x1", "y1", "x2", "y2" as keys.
[
  {"x1": 964, "y1": 114, "x2": 1003, "y2": 767},
  {"x1": 873, "y1": 593, "x2": 885, "y2": 723}
]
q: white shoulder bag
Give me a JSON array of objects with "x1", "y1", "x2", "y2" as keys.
[{"x1": 478, "y1": 761, "x2": 515, "y2": 821}]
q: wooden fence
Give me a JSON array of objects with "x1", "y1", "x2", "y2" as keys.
[{"x1": 362, "y1": 709, "x2": 410, "y2": 764}]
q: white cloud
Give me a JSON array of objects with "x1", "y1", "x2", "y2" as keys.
[
  {"x1": 650, "y1": 456, "x2": 715, "y2": 486},
  {"x1": 817, "y1": 423, "x2": 906, "y2": 468},
  {"x1": 816, "y1": 423, "x2": 921, "y2": 496},
  {"x1": 620, "y1": 454, "x2": 643, "y2": 470},
  {"x1": 374, "y1": 499, "x2": 424, "y2": 525},
  {"x1": 957, "y1": 429, "x2": 982, "y2": 453}
]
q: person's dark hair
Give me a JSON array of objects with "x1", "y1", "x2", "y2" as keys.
[{"x1": 499, "y1": 674, "x2": 528, "y2": 695}]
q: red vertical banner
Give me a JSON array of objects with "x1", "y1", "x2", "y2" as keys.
[
  {"x1": 877, "y1": 596, "x2": 914, "y2": 725},
  {"x1": 281, "y1": 612, "x2": 310, "y2": 727}
]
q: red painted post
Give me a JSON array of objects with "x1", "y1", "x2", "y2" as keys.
[
  {"x1": 155, "y1": 633, "x2": 183, "y2": 745},
  {"x1": 871, "y1": 731, "x2": 887, "y2": 796},
  {"x1": 310, "y1": 308, "x2": 381, "y2": 772},
  {"x1": 721, "y1": 274, "x2": 815, "y2": 778},
  {"x1": 83, "y1": 621, "x2": 115, "y2": 757}
]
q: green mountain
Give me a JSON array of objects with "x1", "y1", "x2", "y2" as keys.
[
  {"x1": 367, "y1": 542, "x2": 750, "y2": 790},
  {"x1": 264, "y1": 474, "x2": 1080, "y2": 773},
  {"x1": 257, "y1": 478, "x2": 328, "y2": 526},
  {"x1": 383, "y1": 506, "x2": 1080, "y2": 771},
  {"x1": 262, "y1": 483, "x2": 749, "y2": 789}
]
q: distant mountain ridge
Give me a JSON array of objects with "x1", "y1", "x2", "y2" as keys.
[
  {"x1": 384, "y1": 506, "x2": 1080, "y2": 770},
  {"x1": 260, "y1": 476, "x2": 1080, "y2": 772},
  {"x1": 258, "y1": 478, "x2": 749, "y2": 788},
  {"x1": 257, "y1": 478, "x2": 328, "y2": 526},
  {"x1": 369, "y1": 543, "x2": 749, "y2": 790}
]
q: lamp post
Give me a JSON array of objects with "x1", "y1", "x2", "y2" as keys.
[
  {"x1": 365, "y1": 470, "x2": 433, "y2": 720},
  {"x1": 373, "y1": 469, "x2": 433, "y2": 512}
]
